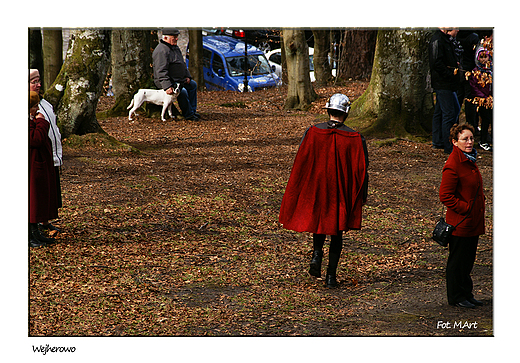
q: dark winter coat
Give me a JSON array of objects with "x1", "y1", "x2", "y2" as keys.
[
  {"x1": 429, "y1": 30, "x2": 461, "y2": 91},
  {"x1": 152, "y1": 40, "x2": 192, "y2": 90},
  {"x1": 439, "y1": 146, "x2": 485, "y2": 237},
  {"x1": 29, "y1": 115, "x2": 58, "y2": 223},
  {"x1": 457, "y1": 30, "x2": 480, "y2": 72}
]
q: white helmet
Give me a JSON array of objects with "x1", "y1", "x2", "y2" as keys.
[{"x1": 324, "y1": 93, "x2": 351, "y2": 114}]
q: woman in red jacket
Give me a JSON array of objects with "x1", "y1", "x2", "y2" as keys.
[
  {"x1": 29, "y1": 91, "x2": 58, "y2": 247},
  {"x1": 439, "y1": 123, "x2": 486, "y2": 308}
]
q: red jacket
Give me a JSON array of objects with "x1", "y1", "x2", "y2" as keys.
[
  {"x1": 29, "y1": 115, "x2": 58, "y2": 223},
  {"x1": 439, "y1": 146, "x2": 485, "y2": 237}
]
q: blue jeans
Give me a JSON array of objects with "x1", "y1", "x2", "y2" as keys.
[
  {"x1": 177, "y1": 80, "x2": 197, "y2": 118},
  {"x1": 432, "y1": 89, "x2": 460, "y2": 153}
]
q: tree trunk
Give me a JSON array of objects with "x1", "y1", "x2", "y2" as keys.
[
  {"x1": 29, "y1": 28, "x2": 44, "y2": 78},
  {"x1": 42, "y1": 28, "x2": 63, "y2": 92},
  {"x1": 338, "y1": 30, "x2": 377, "y2": 81},
  {"x1": 104, "y1": 29, "x2": 153, "y2": 117},
  {"x1": 350, "y1": 29, "x2": 434, "y2": 138},
  {"x1": 188, "y1": 29, "x2": 203, "y2": 89},
  {"x1": 44, "y1": 29, "x2": 111, "y2": 137},
  {"x1": 312, "y1": 29, "x2": 333, "y2": 86},
  {"x1": 280, "y1": 42, "x2": 288, "y2": 85},
  {"x1": 283, "y1": 28, "x2": 317, "y2": 110}
]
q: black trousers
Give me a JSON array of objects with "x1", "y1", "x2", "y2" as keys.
[
  {"x1": 312, "y1": 232, "x2": 343, "y2": 255},
  {"x1": 479, "y1": 107, "x2": 493, "y2": 144},
  {"x1": 446, "y1": 235, "x2": 479, "y2": 305}
]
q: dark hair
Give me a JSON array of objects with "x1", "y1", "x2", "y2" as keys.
[
  {"x1": 449, "y1": 123, "x2": 475, "y2": 143},
  {"x1": 327, "y1": 109, "x2": 347, "y2": 119}
]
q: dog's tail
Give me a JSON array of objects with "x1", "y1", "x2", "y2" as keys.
[{"x1": 127, "y1": 98, "x2": 134, "y2": 109}]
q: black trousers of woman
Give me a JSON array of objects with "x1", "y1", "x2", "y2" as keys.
[{"x1": 446, "y1": 235, "x2": 478, "y2": 305}]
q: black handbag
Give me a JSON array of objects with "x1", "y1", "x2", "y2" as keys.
[
  {"x1": 432, "y1": 185, "x2": 480, "y2": 247},
  {"x1": 432, "y1": 218, "x2": 455, "y2": 247}
]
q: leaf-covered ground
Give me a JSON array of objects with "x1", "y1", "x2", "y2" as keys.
[{"x1": 29, "y1": 82, "x2": 493, "y2": 337}]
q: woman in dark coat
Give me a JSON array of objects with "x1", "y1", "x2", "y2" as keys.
[
  {"x1": 439, "y1": 123, "x2": 486, "y2": 308},
  {"x1": 29, "y1": 91, "x2": 58, "y2": 247}
]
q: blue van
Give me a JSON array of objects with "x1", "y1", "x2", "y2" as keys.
[{"x1": 188, "y1": 35, "x2": 280, "y2": 92}]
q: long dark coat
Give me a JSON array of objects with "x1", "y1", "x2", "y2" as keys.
[{"x1": 29, "y1": 115, "x2": 58, "y2": 223}]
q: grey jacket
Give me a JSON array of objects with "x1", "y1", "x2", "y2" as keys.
[{"x1": 152, "y1": 40, "x2": 192, "y2": 90}]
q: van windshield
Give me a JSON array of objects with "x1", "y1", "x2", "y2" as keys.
[{"x1": 226, "y1": 54, "x2": 272, "y2": 77}]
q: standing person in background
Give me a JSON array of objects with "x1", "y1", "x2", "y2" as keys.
[
  {"x1": 279, "y1": 94, "x2": 369, "y2": 288},
  {"x1": 29, "y1": 69, "x2": 63, "y2": 234},
  {"x1": 29, "y1": 91, "x2": 58, "y2": 247},
  {"x1": 153, "y1": 28, "x2": 199, "y2": 121},
  {"x1": 457, "y1": 30, "x2": 481, "y2": 132},
  {"x1": 439, "y1": 124, "x2": 486, "y2": 308},
  {"x1": 468, "y1": 38, "x2": 493, "y2": 151},
  {"x1": 429, "y1": 28, "x2": 462, "y2": 154}
]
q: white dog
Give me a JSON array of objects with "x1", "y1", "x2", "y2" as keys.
[{"x1": 127, "y1": 84, "x2": 181, "y2": 121}]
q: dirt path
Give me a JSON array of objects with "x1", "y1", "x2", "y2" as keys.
[{"x1": 29, "y1": 84, "x2": 493, "y2": 337}]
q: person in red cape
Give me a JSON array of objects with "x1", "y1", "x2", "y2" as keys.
[
  {"x1": 29, "y1": 91, "x2": 58, "y2": 247},
  {"x1": 279, "y1": 94, "x2": 369, "y2": 288}
]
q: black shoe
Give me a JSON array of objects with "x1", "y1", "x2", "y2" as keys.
[
  {"x1": 35, "y1": 231, "x2": 56, "y2": 243},
  {"x1": 467, "y1": 297, "x2": 484, "y2": 306},
  {"x1": 309, "y1": 250, "x2": 323, "y2": 277},
  {"x1": 29, "y1": 237, "x2": 46, "y2": 248},
  {"x1": 30, "y1": 224, "x2": 56, "y2": 244},
  {"x1": 39, "y1": 223, "x2": 61, "y2": 232},
  {"x1": 452, "y1": 300, "x2": 476, "y2": 308},
  {"x1": 325, "y1": 274, "x2": 338, "y2": 288},
  {"x1": 185, "y1": 114, "x2": 200, "y2": 121}
]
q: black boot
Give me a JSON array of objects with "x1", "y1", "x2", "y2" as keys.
[
  {"x1": 309, "y1": 250, "x2": 323, "y2": 277},
  {"x1": 29, "y1": 224, "x2": 47, "y2": 248},
  {"x1": 325, "y1": 234, "x2": 343, "y2": 288},
  {"x1": 310, "y1": 234, "x2": 325, "y2": 277},
  {"x1": 30, "y1": 223, "x2": 55, "y2": 244},
  {"x1": 325, "y1": 251, "x2": 341, "y2": 288},
  {"x1": 325, "y1": 271, "x2": 338, "y2": 288}
]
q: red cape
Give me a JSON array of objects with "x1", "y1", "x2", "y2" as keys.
[{"x1": 279, "y1": 126, "x2": 367, "y2": 235}]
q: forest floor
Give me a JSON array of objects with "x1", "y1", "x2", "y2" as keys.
[{"x1": 29, "y1": 82, "x2": 493, "y2": 337}]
